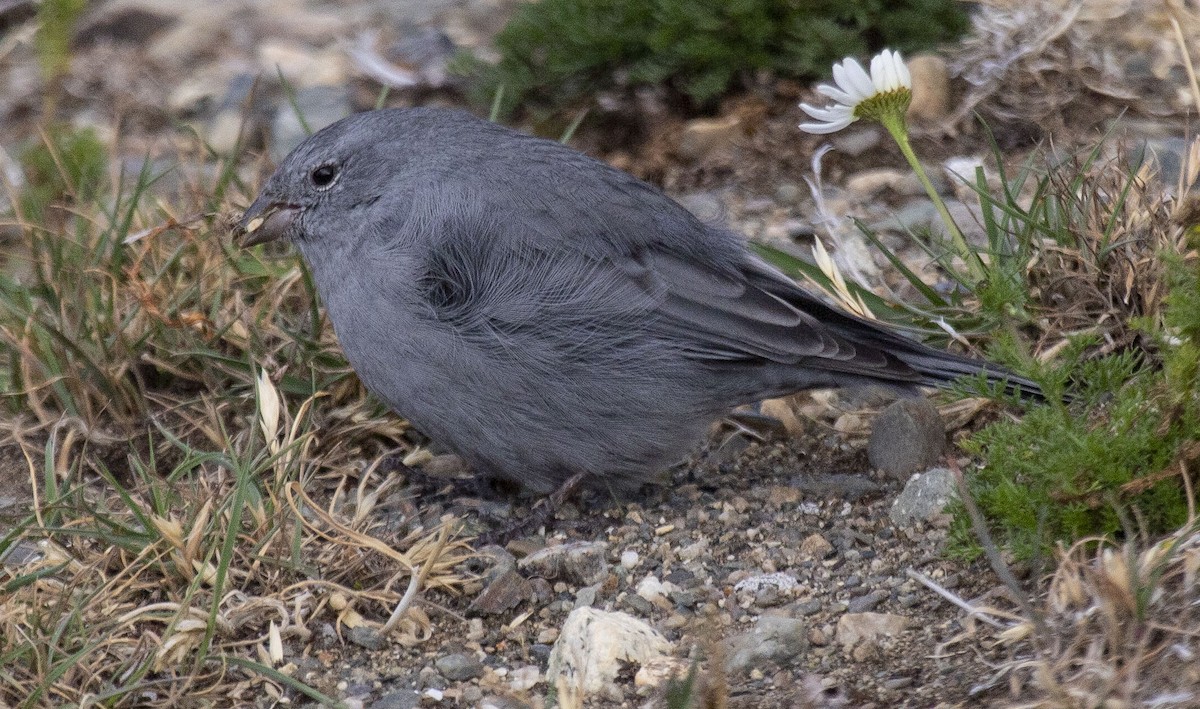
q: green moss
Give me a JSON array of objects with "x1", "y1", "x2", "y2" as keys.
[{"x1": 468, "y1": 0, "x2": 969, "y2": 118}]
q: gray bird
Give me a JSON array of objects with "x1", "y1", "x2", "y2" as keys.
[{"x1": 239, "y1": 108, "x2": 1039, "y2": 493}]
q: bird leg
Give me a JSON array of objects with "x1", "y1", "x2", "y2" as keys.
[{"x1": 477, "y1": 471, "x2": 588, "y2": 546}]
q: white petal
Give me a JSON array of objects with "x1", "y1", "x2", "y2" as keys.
[
  {"x1": 815, "y1": 83, "x2": 855, "y2": 106},
  {"x1": 872, "y1": 51, "x2": 898, "y2": 93},
  {"x1": 835, "y1": 59, "x2": 874, "y2": 101},
  {"x1": 895, "y1": 51, "x2": 911, "y2": 88},
  {"x1": 799, "y1": 103, "x2": 852, "y2": 122},
  {"x1": 798, "y1": 116, "x2": 854, "y2": 134}
]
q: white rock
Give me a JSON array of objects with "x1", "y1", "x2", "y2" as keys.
[
  {"x1": 733, "y1": 572, "x2": 800, "y2": 595},
  {"x1": 633, "y1": 656, "x2": 687, "y2": 694},
  {"x1": 546, "y1": 608, "x2": 673, "y2": 706},
  {"x1": 635, "y1": 575, "x2": 680, "y2": 609},
  {"x1": 620, "y1": 550, "x2": 640, "y2": 569},
  {"x1": 509, "y1": 664, "x2": 540, "y2": 691}
]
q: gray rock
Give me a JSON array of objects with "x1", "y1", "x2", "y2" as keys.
[
  {"x1": 846, "y1": 589, "x2": 889, "y2": 613},
  {"x1": 371, "y1": 689, "x2": 420, "y2": 709},
  {"x1": 868, "y1": 398, "x2": 945, "y2": 478},
  {"x1": 435, "y1": 652, "x2": 485, "y2": 681},
  {"x1": 468, "y1": 569, "x2": 532, "y2": 616},
  {"x1": 675, "y1": 191, "x2": 726, "y2": 224},
  {"x1": 475, "y1": 544, "x2": 517, "y2": 582},
  {"x1": 270, "y1": 85, "x2": 353, "y2": 162},
  {"x1": 574, "y1": 583, "x2": 600, "y2": 609},
  {"x1": 204, "y1": 73, "x2": 264, "y2": 155},
  {"x1": 889, "y1": 467, "x2": 958, "y2": 527},
  {"x1": 518, "y1": 541, "x2": 609, "y2": 586},
  {"x1": 346, "y1": 625, "x2": 386, "y2": 650},
  {"x1": 724, "y1": 615, "x2": 808, "y2": 674}
]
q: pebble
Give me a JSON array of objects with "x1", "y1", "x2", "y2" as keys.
[
  {"x1": 889, "y1": 467, "x2": 959, "y2": 527},
  {"x1": 371, "y1": 689, "x2": 420, "y2": 709},
  {"x1": 346, "y1": 626, "x2": 385, "y2": 651},
  {"x1": 847, "y1": 589, "x2": 889, "y2": 613},
  {"x1": 468, "y1": 569, "x2": 533, "y2": 616},
  {"x1": 724, "y1": 615, "x2": 809, "y2": 675},
  {"x1": 868, "y1": 398, "x2": 946, "y2": 478},
  {"x1": 835, "y1": 612, "x2": 910, "y2": 651},
  {"x1": 508, "y1": 665, "x2": 540, "y2": 691},
  {"x1": 435, "y1": 652, "x2": 485, "y2": 681},
  {"x1": 519, "y1": 540, "x2": 609, "y2": 585}
]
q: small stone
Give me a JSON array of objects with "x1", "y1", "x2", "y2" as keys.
[
  {"x1": 724, "y1": 615, "x2": 809, "y2": 675},
  {"x1": 346, "y1": 626, "x2": 385, "y2": 651},
  {"x1": 547, "y1": 608, "x2": 672, "y2": 703},
  {"x1": 509, "y1": 665, "x2": 540, "y2": 691},
  {"x1": 677, "y1": 116, "x2": 741, "y2": 162},
  {"x1": 733, "y1": 572, "x2": 799, "y2": 597},
  {"x1": 760, "y1": 398, "x2": 806, "y2": 437},
  {"x1": 468, "y1": 569, "x2": 533, "y2": 616},
  {"x1": 868, "y1": 398, "x2": 945, "y2": 478},
  {"x1": 799, "y1": 533, "x2": 834, "y2": 559},
  {"x1": 889, "y1": 467, "x2": 959, "y2": 527},
  {"x1": 633, "y1": 656, "x2": 687, "y2": 694},
  {"x1": 635, "y1": 575, "x2": 680, "y2": 609},
  {"x1": 676, "y1": 191, "x2": 726, "y2": 224},
  {"x1": 519, "y1": 541, "x2": 609, "y2": 585},
  {"x1": 620, "y1": 549, "x2": 639, "y2": 569},
  {"x1": 835, "y1": 612, "x2": 909, "y2": 651},
  {"x1": 845, "y1": 168, "x2": 909, "y2": 196},
  {"x1": 906, "y1": 53, "x2": 951, "y2": 125},
  {"x1": 574, "y1": 583, "x2": 600, "y2": 609},
  {"x1": 372, "y1": 689, "x2": 420, "y2": 709},
  {"x1": 846, "y1": 590, "x2": 889, "y2": 614},
  {"x1": 436, "y1": 652, "x2": 485, "y2": 681}
]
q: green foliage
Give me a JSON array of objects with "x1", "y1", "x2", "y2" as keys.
[
  {"x1": 18, "y1": 124, "x2": 108, "y2": 222},
  {"x1": 945, "y1": 141, "x2": 1200, "y2": 557},
  {"x1": 470, "y1": 0, "x2": 968, "y2": 118},
  {"x1": 949, "y1": 348, "x2": 1191, "y2": 560},
  {"x1": 764, "y1": 125, "x2": 1195, "y2": 558},
  {"x1": 35, "y1": 0, "x2": 86, "y2": 83}
]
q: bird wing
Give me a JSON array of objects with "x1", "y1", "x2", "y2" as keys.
[{"x1": 622, "y1": 247, "x2": 925, "y2": 381}]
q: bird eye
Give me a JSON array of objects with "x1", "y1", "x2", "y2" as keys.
[{"x1": 309, "y1": 164, "x2": 339, "y2": 190}]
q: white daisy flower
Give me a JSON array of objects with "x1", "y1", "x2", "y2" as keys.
[{"x1": 799, "y1": 49, "x2": 913, "y2": 134}]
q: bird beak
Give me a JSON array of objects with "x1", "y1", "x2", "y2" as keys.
[{"x1": 238, "y1": 199, "x2": 299, "y2": 247}]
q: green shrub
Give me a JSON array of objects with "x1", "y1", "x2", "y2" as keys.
[{"x1": 470, "y1": 0, "x2": 969, "y2": 118}]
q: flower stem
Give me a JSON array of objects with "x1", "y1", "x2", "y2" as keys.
[{"x1": 879, "y1": 114, "x2": 987, "y2": 284}]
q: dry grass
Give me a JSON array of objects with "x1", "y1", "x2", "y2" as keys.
[
  {"x1": 967, "y1": 522, "x2": 1200, "y2": 707},
  {"x1": 0, "y1": 134, "x2": 476, "y2": 706}
]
